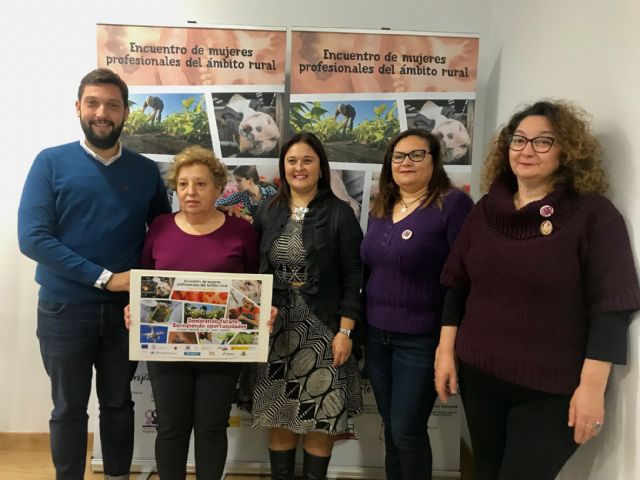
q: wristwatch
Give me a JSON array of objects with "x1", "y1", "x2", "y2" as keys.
[
  {"x1": 99, "y1": 272, "x2": 114, "y2": 290},
  {"x1": 338, "y1": 327, "x2": 352, "y2": 338}
]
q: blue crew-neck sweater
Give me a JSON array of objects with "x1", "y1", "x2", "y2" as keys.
[
  {"x1": 361, "y1": 189, "x2": 473, "y2": 334},
  {"x1": 18, "y1": 141, "x2": 171, "y2": 303}
]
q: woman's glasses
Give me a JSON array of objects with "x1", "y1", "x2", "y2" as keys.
[
  {"x1": 508, "y1": 135, "x2": 555, "y2": 153},
  {"x1": 391, "y1": 149, "x2": 430, "y2": 163}
]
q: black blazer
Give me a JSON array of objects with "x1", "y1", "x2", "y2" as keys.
[{"x1": 253, "y1": 188, "x2": 363, "y2": 332}]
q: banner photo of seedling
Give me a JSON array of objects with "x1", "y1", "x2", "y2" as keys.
[
  {"x1": 97, "y1": 23, "x2": 286, "y2": 162},
  {"x1": 129, "y1": 269, "x2": 272, "y2": 362}
]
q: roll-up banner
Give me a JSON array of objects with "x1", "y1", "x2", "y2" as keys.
[
  {"x1": 92, "y1": 23, "x2": 477, "y2": 478},
  {"x1": 289, "y1": 28, "x2": 479, "y2": 232}
]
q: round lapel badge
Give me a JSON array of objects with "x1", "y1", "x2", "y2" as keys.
[
  {"x1": 540, "y1": 220, "x2": 553, "y2": 236},
  {"x1": 540, "y1": 205, "x2": 555, "y2": 218},
  {"x1": 401, "y1": 229, "x2": 413, "y2": 240}
]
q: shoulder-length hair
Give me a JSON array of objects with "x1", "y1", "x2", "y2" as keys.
[
  {"x1": 482, "y1": 100, "x2": 606, "y2": 194},
  {"x1": 371, "y1": 128, "x2": 452, "y2": 218},
  {"x1": 269, "y1": 132, "x2": 333, "y2": 209}
]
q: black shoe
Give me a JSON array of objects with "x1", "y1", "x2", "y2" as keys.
[
  {"x1": 302, "y1": 450, "x2": 331, "y2": 480},
  {"x1": 269, "y1": 448, "x2": 296, "y2": 480}
]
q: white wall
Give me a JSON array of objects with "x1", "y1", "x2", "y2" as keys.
[
  {"x1": 1, "y1": 0, "x2": 493, "y2": 429},
  {"x1": 4, "y1": 1, "x2": 638, "y2": 478},
  {"x1": 488, "y1": 1, "x2": 640, "y2": 479}
]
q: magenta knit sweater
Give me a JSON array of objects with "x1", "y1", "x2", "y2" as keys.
[{"x1": 141, "y1": 213, "x2": 259, "y2": 274}]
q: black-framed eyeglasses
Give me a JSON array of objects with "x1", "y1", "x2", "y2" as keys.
[
  {"x1": 508, "y1": 134, "x2": 556, "y2": 153},
  {"x1": 391, "y1": 149, "x2": 430, "y2": 163}
]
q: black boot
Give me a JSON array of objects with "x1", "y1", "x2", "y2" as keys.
[
  {"x1": 269, "y1": 448, "x2": 296, "y2": 480},
  {"x1": 302, "y1": 450, "x2": 331, "y2": 480}
]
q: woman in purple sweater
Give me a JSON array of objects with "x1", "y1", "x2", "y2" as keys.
[
  {"x1": 136, "y1": 146, "x2": 259, "y2": 479},
  {"x1": 361, "y1": 129, "x2": 473, "y2": 480},
  {"x1": 435, "y1": 101, "x2": 640, "y2": 479}
]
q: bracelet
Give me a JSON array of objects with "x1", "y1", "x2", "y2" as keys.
[{"x1": 338, "y1": 327, "x2": 352, "y2": 338}]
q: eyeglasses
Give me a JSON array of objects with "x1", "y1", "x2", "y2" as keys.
[
  {"x1": 508, "y1": 134, "x2": 556, "y2": 153},
  {"x1": 391, "y1": 149, "x2": 430, "y2": 163}
]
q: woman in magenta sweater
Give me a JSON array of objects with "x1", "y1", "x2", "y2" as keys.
[
  {"x1": 360, "y1": 129, "x2": 473, "y2": 480},
  {"x1": 435, "y1": 100, "x2": 640, "y2": 479},
  {"x1": 136, "y1": 146, "x2": 259, "y2": 479}
]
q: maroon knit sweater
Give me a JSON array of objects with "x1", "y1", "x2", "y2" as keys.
[{"x1": 441, "y1": 177, "x2": 640, "y2": 394}]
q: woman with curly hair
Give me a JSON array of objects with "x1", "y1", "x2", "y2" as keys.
[{"x1": 434, "y1": 100, "x2": 640, "y2": 479}]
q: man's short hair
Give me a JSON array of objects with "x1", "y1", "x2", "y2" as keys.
[{"x1": 78, "y1": 68, "x2": 128, "y2": 105}]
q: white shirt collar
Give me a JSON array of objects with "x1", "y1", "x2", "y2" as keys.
[{"x1": 80, "y1": 139, "x2": 123, "y2": 166}]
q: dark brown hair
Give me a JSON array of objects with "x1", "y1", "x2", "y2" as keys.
[
  {"x1": 233, "y1": 165, "x2": 260, "y2": 183},
  {"x1": 269, "y1": 132, "x2": 334, "y2": 208},
  {"x1": 77, "y1": 68, "x2": 128, "y2": 106},
  {"x1": 371, "y1": 128, "x2": 452, "y2": 218}
]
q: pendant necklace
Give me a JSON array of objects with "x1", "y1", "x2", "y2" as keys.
[{"x1": 399, "y1": 193, "x2": 426, "y2": 213}]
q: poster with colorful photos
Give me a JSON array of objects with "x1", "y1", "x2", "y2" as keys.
[{"x1": 129, "y1": 269, "x2": 272, "y2": 362}]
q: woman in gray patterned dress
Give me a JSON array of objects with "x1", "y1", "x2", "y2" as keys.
[{"x1": 240, "y1": 132, "x2": 363, "y2": 480}]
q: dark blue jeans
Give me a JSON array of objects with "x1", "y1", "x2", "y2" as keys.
[
  {"x1": 37, "y1": 300, "x2": 136, "y2": 480},
  {"x1": 365, "y1": 326, "x2": 439, "y2": 480}
]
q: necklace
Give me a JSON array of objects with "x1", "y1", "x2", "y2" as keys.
[
  {"x1": 290, "y1": 202, "x2": 309, "y2": 222},
  {"x1": 398, "y1": 193, "x2": 426, "y2": 213}
]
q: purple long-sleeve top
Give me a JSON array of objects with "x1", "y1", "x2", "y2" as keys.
[
  {"x1": 361, "y1": 189, "x2": 473, "y2": 334},
  {"x1": 141, "y1": 213, "x2": 259, "y2": 274}
]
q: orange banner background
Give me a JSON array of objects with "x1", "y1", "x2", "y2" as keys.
[
  {"x1": 97, "y1": 24, "x2": 286, "y2": 86},
  {"x1": 291, "y1": 30, "x2": 479, "y2": 94}
]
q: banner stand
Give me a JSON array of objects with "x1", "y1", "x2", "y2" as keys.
[
  {"x1": 90, "y1": 460, "x2": 461, "y2": 479},
  {"x1": 91, "y1": 21, "x2": 476, "y2": 480},
  {"x1": 92, "y1": 361, "x2": 461, "y2": 479}
]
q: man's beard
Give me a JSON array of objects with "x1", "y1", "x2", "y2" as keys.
[{"x1": 80, "y1": 119, "x2": 124, "y2": 150}]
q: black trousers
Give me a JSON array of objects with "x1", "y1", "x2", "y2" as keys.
[
  {"x1": 148, "y1": 361, "x2": 241, "y2": 480},
  {"x1": 458, "y1": 361, "x2": 580, "y2": 480}
]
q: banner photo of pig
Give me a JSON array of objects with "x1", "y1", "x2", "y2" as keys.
[
  {"x1": 213, "y1": 92, "x2": 283, "y2": 158},
  {"x1": 404, "y1": 99, "x2": 474, "y2": 165}
]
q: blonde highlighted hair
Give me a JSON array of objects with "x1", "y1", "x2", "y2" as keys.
[{"x1": 165, "y1": 146, "x2": 227, "y2": 190}]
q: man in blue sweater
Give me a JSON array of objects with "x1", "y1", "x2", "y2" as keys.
[{"x1": 18, "y1": 68, "x2": 171, "y2": 480}]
